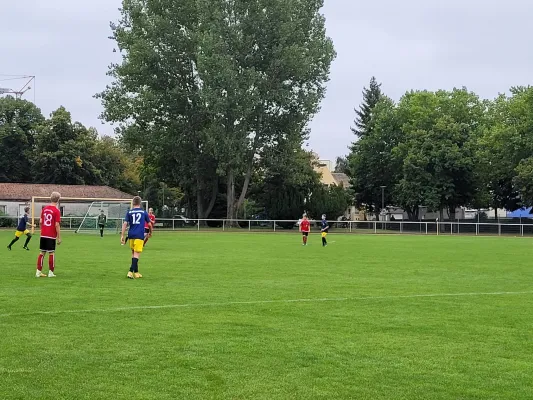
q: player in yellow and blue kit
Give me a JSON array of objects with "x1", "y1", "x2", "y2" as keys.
[
  {"x1": 121, "y1": 196, "x2": 152, "y2": 279},
  {"x1": 7, "y1": 207, "x2": 34, "y2": 251},
  {"x1": 320, "y1": 214, "x2": 329, "y2": 247}
]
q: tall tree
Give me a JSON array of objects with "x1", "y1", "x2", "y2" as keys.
[
  {"x1": 479, "y1": 87, "x2": 533, "y2": 213},
  {"x1": 348, "y1": 96, "x2": 402, "y2": 218},
  {"x1": 194, "y1": 0, "x2": 336, "y2": 220},
  {"x1": 351, "y1": 76, "x2": 383, "y2": 138},
  {"x1": 0, "y1": 96, "x2": 44, "y2": 183},
  {"x1": 99, "y1": 0, "x2": 335, "y2": 220},
  {"x1": 394, "y1": 89, "x2": 484, "y2": 219},
  {"x1": 253, "y1": 140, "x2": 320, "y2": 224},
  {"x1": 33, "y1": 107, "x2": 101, "y2": 185},
  {"x1": 98, "y1": 0, "x2": 217, "y2": 219}
]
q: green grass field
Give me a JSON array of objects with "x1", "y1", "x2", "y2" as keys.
[{"x1": 1, "y1": 231, "x2": 533, "y2": 400}]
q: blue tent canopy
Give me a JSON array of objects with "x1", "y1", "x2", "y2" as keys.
[{"x1": 506, "y1": 207, "x2": 533, "y2": 218}]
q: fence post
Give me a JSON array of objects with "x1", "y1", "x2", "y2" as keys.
[
  {"x1": 400, "y1": 222, "x2": 403, "y2": 233},
  {"x1": 374, "y1": 221, "x2": 377, "y2": 234},
  {"x1": 458, "y1": 223, "x2": 460, "y2": 235},
  {"x1": 223, "y1": 220, "x2": 225, "y2": 231},
  {"x1": 425, "y1": 222, "x2": 428, "y2": 235},
  {"x1": 273, "y1": 221, "x2": 276, "y2": 232},
  {"x1": 172, "y1": 219, "x2": 175, "y2": 231},
  {"x1": 476, "y1": 223, "x2": 479, "y2": 236},
  {"x1": 197, "y1": 220, "x2": 200, "y2": 231},
  {"x1": 249, "y1": 220, "x2": 251, "y2": 231},
  {"x1": 498, "y1": 223, "x2": 501, "y2": 236},
  {"x1": 521, "y1": 223, "x2": 524, "y2": 237},
  {"x1": 69, "y1": 218, "x2": 72, "y2": 230}
]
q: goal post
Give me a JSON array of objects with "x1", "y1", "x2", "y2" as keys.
[{"x1": 30, "y1": 197, "x2": 149, "y2": 234}]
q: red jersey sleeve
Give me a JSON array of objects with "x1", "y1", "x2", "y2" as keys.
[{"x1": 146, "y1": 214, "x2": 155, "y2": 228}]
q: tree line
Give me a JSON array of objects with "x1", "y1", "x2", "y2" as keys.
[
  {"x1": 0, "y1": 0, "x2": 350, "y2": 222},
  {"x1": 345, "y1": 77, "x2": 533, "y2": 220},
  {"x1": 0, "y1": 97, "x2": 140, "y2": 193},
  {"x1": 0, "y1": 94, "x2": 348, "y2": 222},
  {"x1": 1, "y1": 0, "x2": 351, "y2": 222},
  {"x1": 9, "y1": 0, "x2": 530, "y2": 224}
]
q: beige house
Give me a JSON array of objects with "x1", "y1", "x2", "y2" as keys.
[
  {"x1": 313, "y1": 159, "x2": 349, "y2": 187},
  {"x1": 314, "y1": 160, "x2": 338, "y2": 186},
  {"x1": 313, "y1": 158, "x2": 364, "y2": 221}
]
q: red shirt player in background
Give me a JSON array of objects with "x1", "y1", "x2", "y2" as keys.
[
  {"x1": 36, "y1": 191, "x2": 62, "y2": 278},
  {"x1": 300, "y1": 214, "x2": 311, "y2": 246},
  {"x1": 143, "y1": 207, "x2": 155, "y2": 246}
]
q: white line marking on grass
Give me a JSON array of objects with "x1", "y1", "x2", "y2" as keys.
[{"x1": 2, "y1": 291, "x2": 533, "y2": 319}]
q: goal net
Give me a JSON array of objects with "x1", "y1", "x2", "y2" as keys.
[{"x1": 30, "y1": 197, "x2": 149, "y2": 234}]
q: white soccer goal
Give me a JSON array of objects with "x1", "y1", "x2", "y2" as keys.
[{"x1": 30, "y1": 197, "x2": 149, "y2": 234}]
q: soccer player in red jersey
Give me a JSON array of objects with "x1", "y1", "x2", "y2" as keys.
[
  {"x1": 36, "y1": 192, "x2": 62, "y2": 278},
  {"x1": 300, "y1": 214, "x2": 311, "y2": 246},
  {"x1": 143, "y1": 208, "x2": 155, "y2": 246}
]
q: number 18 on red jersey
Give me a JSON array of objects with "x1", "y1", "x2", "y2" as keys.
[{"x1": 41, "y1": 205, "x2": 61, "y2": 239}]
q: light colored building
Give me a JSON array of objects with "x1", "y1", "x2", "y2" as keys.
[
  {"x1": 312, "y1": 158, "x2": 360, "y2": 220},
  {"x1": 0, "y1": 183, "x2": 134, "y2": 217},
  {"x1": 318, "y1": 159, "x2": 334, "y2": 171},
  {"x1": 384, "y1": 206, "x2": 507, "y2": 221},
  {"x1": 314, "y1": 160, "x2": 337, "y2": 186},
  {"x1": 313, "y1": 158, "x2": 350, "y2": 188}
]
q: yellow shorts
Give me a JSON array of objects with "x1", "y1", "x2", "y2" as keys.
[
  {"x1": 129, "y1": 239, "x2": 144, "y2": 253},
  {"x1": 321, "y1": 232, "x2": 328, "y2": 238},
  {"x1": 15, "y1": 229, "x2": 30, "y2": 238}
]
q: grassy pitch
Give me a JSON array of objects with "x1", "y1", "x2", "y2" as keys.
[{"x1": 1, "y1": 231, "x2": 533, "y2": 400}]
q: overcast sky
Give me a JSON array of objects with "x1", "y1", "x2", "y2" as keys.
[{"x1": 2, "y1": 0, "x2": 532, "y2": 162}]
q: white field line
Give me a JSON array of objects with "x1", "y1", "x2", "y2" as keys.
[{"x1": 1, "y1": 291, "x2": 533, "y2": 319}]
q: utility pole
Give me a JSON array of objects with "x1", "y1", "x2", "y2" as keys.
[{"x1": 380, "y1": 186, "x2": 386, "y2": 221}]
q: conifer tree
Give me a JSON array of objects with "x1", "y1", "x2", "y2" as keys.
[{"x1": 351, "y1": 76, "x2": 383, "y2": 138}]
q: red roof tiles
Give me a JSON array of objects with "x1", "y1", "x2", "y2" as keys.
[{"x1": 0, "y1": 183, "x2": 134, "y2": 201}]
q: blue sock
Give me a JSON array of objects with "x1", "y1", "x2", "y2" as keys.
[{"x1": 130, "y1": 258, "x2": 139, "y2": 273}]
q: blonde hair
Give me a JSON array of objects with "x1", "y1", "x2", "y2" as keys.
[
  {"x1": 50, "y1": 192, "x2": 61, "y2": 203},
  {"x1": 132, "y1": 196, "x2": 142, "y2": 206}
]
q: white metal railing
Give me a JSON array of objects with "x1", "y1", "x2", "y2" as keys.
[{"x1": 1, "y1": 216, "x2": 533, "y2": 236}]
